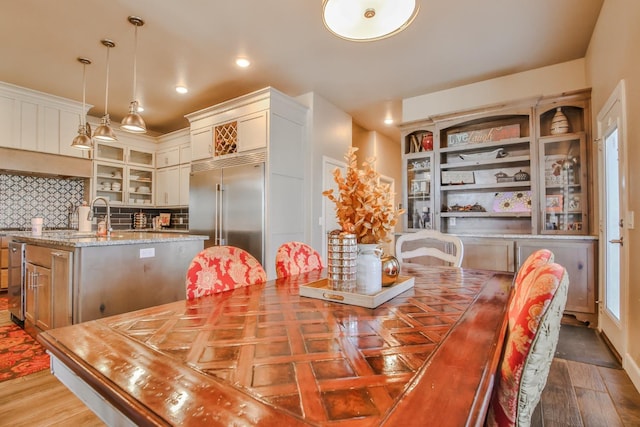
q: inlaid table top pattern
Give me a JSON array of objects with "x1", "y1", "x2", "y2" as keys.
[{"x1": 40, "y1": 266, "x2": 512, "y2": 427}]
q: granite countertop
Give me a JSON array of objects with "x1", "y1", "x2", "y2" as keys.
[
  {"x1": 4, "y1": 230, "x2": 209, "y2": 248},
  {"x1": 394, "y1": 231, "x2": 598, "y2": 241}
]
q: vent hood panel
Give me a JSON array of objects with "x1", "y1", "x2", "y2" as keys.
[{"x1": 0, "y1": 147, "x2": 92, "y2": 178}]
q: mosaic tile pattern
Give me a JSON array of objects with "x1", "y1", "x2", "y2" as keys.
[
  {"x1": 1, "y1": 174, "x2": 189, "y2": 230},
  {"x1": 0, "y1": 174, "x2": 84, "y2": 229}
]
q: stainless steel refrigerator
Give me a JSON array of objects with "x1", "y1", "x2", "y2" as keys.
[{"x1": 189, "y1": 157, "x2": 265, "y2": 265}]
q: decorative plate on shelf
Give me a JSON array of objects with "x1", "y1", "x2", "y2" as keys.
[{"x1": 493, "y1": 191, "x2": 532, "y2": 213}]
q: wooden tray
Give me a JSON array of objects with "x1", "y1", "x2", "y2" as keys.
[{"x1": 299, "y1": 276, "x2": 415, "y2": 308}]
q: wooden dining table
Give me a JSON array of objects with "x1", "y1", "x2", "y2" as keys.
[{"x1": 38, "y1": 265, "x2": 513, "y2": 427}]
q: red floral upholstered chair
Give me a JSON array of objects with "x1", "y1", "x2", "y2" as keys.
[
  {"x1": 275, "y1": 241, "x2": 324, "y2": 278},
  {"x1": 508, "y1": 249, "x2": 554, "y2": 326},
  {"x1": 185, "y1": 246, "x2": 266, "y2": 300},
  {"x1": 486, "y1": 262, "x2": 569, "y2": 427}
]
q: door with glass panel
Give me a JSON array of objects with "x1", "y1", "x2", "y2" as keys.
[{"x1": 597, "y1": 80, "x2": 627, "y2": 357}]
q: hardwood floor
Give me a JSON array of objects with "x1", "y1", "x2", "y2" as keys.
[{"x1": 1, "y1": 301, "x2": 639, "y2": 426}]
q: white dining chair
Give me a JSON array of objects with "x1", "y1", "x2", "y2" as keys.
[{"x1": 395, "y1": 229, "x2": 464, "y2": 267}]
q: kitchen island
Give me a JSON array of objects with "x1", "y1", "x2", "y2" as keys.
[{"x1": 6, "y1": 230, "x2": 207, "y2": 332}]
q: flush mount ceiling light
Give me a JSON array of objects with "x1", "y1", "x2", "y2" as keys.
[
  {"x1": 322, "y1": 0, "x2": 419, "y2": 42},
  {"x1": 121, "y1": 16, "x2": 147, "y2": 133},
  {"x1": 236, "y1": 57, "x2": 250, "y2": 68},
  {"x1": 175, "y1": 85, "x2": 188, "y2": 94},
  {"x1": 71, "y1": 57, "x2": 93, "y2": 150},
  {"x1": 93, "y1": 39, "x2": 118, "y2": 142}
]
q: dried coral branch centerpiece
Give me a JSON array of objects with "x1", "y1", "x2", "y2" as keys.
[{"x1": 323, "y1": 147, "x2": 405, "y2": 244}]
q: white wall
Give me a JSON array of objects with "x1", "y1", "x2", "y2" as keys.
[
  {"x1": 296, "y1": 92, "x2": 352, "y2": 252},
  {"x1": 403, "y1": 59, "x2": 588, "y2": 123},
  {"x1": 585, "y1": 0, "x2": 640, "y2": 390}
]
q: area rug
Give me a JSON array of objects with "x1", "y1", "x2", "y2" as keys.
[
  {"x1": 0, "y1": 324, "x2": 50, "y2": 381},
  {"x1": 555, "y1": 324, "x2": 622, "y2": 369},
  {"x1": 0, "y1": 295, "x2": 7, "y2": 311}
]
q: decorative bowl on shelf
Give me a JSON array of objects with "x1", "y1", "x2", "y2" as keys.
[{"x1": 459, "y1": 148, "x2": 507, "y2": 161}]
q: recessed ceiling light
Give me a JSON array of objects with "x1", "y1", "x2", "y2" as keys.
[
  {"x1": 175, "y1": 85, "x2": 188, "y2": 94},
  {"x1": 236, "y1": 58, "x2": 250, "y2": 68},
  {"x1": 384, "y1": 118, "x2": 394, "y2": 125},
  {"x1": 137, "y1": 105, "x2": 144, "y2": 112}
]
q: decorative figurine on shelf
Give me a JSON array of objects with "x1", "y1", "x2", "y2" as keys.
[
  {"x1": 413, "y1": 209, "x2": 421, "y2": 229},
  {"x1": 410, "y1": 134, "x2": 421, "y2": 153},
  {"x1": 421, "y1": 133, "x2": 433, "y2": 151},
  {"x1": 550, "y1": 107, "x2": 570, "y2": 134},
  {"x1": 420, "y1": 207, "x2": 431, "y2": 229}
]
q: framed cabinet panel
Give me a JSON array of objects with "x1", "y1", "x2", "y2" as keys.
[
  {"x1": 516, "y1": 239, "x2": 597, "y2": 325},
  {"x1": 460, "y1": 237, "x2": 515, "y2": 272}
]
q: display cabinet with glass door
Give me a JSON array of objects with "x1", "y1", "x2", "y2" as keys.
[
  {"x1": 537, "y1": 102, "x2": 589, "y2": 235},
  {"x1": 401, "y1": 128, "x2": 435, "y2": 231}
]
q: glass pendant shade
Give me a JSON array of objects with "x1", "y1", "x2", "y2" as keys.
[
  {"x1": 71, "y1": 57, "x2": 93, "y2": 150},
  {"x1": 121, "y1": 16, "x2": 147, "y2": 134},
  {"x1": 322, "y1": 0, "x2": 419, "y2": 42}
]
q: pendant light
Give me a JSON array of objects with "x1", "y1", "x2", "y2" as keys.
[
  {"x1": 121, "y1": 16, "x2": 147, "y2": 133},
  {"x1": 322, "y1": 0, "x2": 419, "y2": 42},
  {"x1": 93, "y1": 39, "x2": 118, "y2": 142},
  {"x1": 71, "y1": 57, "x2": 93, "y2": 150}
]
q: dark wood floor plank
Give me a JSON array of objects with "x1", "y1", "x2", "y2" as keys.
[
  {"x1": 566, "y1": 360, "x2": 607, "y2": 392},
  {"x1": 574, "y1": 387, "x2": 624, "y2": 427},
  {"x1": 540, "y1": 359, "x2": 584, "y2": 426},
  {"x1": 598, "y1": 366, "x2": 640, "y2": 426}
]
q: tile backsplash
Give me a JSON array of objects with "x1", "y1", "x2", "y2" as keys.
[
  {"x1": 1, "y1": 173, "x2": 189, "y2": 231},
  {"x1": 0, "y1": 174, "x2": 85, "y2": 229}
]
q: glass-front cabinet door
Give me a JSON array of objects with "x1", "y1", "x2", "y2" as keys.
[
  {"x1": 402, "y1": 128, "x2": 434, "y2": 231},
  {"x1": 94, "y1": 162, "x2": 125, "y2": 205},
  {"x1": 539, "y1": 133, "x2": 587, "y2": 234},
  {"x1": 537, "y1": 103, "x2": 589, "y2": 235}
]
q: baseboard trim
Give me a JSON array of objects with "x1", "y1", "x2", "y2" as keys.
[{"x1": 624, "y1": 353, "x2": 640, "y2": 393}]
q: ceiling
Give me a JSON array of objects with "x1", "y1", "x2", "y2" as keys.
[{"x1": 0, "y1": 1, "x2": 603, "y2": 141}]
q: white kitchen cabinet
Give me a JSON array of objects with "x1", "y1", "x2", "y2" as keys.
[
  {"x1": 156, "y1": 166, "x2": 180, "y2": 206},
  {"x1": 156, "y1": 165, "x2": 189, "y2": 207},
  {"x1": 0, "y1": 82, "x2": 89, "y2": 158},
  {"x1": 94, "y1": 141, "x2": 154, "y2": 167},
  {"x1": 94, "y1": 161, "x2": 153, "y2": 206},
  {"x1": 237, "y1": 110, "x2": 268, "y2": 152},
  {"x1": 191, "y1": 127, "x2": 213, "y2": 160},
  {"x1": 180, "y1": 143, "x2": 191, "y2": 164},
  {"x1": 156, "y1": 146, "x2": 180, "y2": 168}
]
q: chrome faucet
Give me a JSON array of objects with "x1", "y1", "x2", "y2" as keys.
[{"x1": 88, "y1": 196, "x2": 112, "y2": 236}]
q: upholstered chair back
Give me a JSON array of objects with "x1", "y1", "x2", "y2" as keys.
[
  {"x1": 275, "y1": 241, "x2": 324, "y2": 278},
  {"x1": 487, "y1": 262, "x2": 569, "y2": 427},
  {"x1": 186, "y1": 246, "x2": 266, "y2": 300}
]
